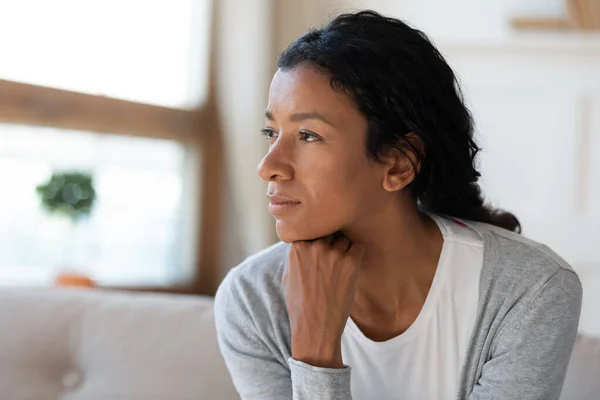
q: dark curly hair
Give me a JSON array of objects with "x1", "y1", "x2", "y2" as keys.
[{"x1": 278, "y1": 10, "x2": 521, "y2": 233}]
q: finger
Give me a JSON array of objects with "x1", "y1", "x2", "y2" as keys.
[
  {"x1": 347, "y1": 241, "x2": 366, "y2": 260},
  {"x1": 332, "y1": 233, "x2": 352, "y2": 253},
  {"x1": 292, "y1": 241, "x2": 309, "y2": 252}
]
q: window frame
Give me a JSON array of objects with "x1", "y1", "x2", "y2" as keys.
[{"x1": 0, "y1": 78, "x2": 222, "y2": 296}]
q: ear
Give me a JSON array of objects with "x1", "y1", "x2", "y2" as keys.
[{"x1": 381, "y1": 133, "x2": 425, "y2": 192}]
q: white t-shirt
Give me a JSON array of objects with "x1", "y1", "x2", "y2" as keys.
[{"x1": 341, "y1": 215, "x2": 484, "y2": 400}]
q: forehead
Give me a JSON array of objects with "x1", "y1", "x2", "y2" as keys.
[{"x1": 267, "y1": 65, "x2": 359, "y2": 120}]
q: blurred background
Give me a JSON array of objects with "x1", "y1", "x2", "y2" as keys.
[{"x1": 0, "y1": 0, "x2": 598, "y2": 334}]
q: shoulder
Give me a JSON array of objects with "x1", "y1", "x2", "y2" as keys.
[
  {"x1": 468, "y1": 220, "x2": 582, "y2": 313},
  {"x1": 215, "y1": 241, "x2": 290, "y2": 324},
  {"x1": 470, "y1": 220, "x2": 578, "y2": 277}
]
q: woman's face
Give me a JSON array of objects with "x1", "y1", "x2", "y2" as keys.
[{"x1": 258, "y1": 65, "x2": 390, "y2": 242}]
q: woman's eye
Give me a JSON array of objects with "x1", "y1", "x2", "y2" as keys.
[
  {"x1": 299, "y1": 131, "x2": 320, "y2": 142},
  {"x1": 260, "y1": 129, "x2": 277, "y2": 141}
]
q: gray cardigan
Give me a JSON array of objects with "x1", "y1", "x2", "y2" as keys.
[{"x1": 214, "y1": 220, "x2": 582, "y2": 399}]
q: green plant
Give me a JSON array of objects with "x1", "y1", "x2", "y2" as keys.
[{"x1": 36, "y1": 171, "x2": 96, "y2": 222}]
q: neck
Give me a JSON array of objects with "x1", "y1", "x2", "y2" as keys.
[{"x1": 342, "y1": 197, "x2": 443, "y2": 315}]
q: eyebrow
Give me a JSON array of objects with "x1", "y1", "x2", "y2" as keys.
[{"x1": 265, "y1": 110, "x2": 336, "y2": 127}]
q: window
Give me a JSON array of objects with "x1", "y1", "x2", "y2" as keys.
[
  {"x1": 0, "y1": 1, "x2": 217, "y2": 292},
  {"x1": 0, "y1": 0, "x2": 211, "y2": 108},
  {"x1": 0, "y1": 124, "x2": 199, "y2": 286}
]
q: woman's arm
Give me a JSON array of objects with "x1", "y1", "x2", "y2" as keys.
[
  {"x1": 468, "y1": 269, "x2": 582, "y2": 399},
  {"x1": 214, "y1": 268, "x2": 353, "y2": 400}
]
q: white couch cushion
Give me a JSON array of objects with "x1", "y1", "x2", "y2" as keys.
[
  {"x1": 561, "y1": 334, "x2": 600, "y2": 400},
  {"x1": 0, "y1": 288, "x2": 238, "y2": 400}
]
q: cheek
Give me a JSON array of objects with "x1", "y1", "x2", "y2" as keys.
[
  {"x1": 308, "y1": 168, "x2": 358, "y2": 213},
  {"x1": 275, "y1": 156, "x2": 377, "y2": 241},
  {"x1": 308, "y1": 150, "x2": 378, "y2": 198}
]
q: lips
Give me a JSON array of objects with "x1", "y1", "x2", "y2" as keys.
[{"x1": 267, "y1": 193, "x2": 301, "y2": 215}]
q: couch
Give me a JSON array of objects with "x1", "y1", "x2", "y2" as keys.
[
  {"x1": 0, "y1": 288, "x2": 238, "y2": 400},
  {"x1": 0, "y1": 288, "x2": 598, "y2": 400}
]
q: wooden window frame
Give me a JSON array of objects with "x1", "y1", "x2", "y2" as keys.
[{"x1": 0, "y1": 79, "x2": 223, "y2": 296}]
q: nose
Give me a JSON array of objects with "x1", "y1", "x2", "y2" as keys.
[{"x1": 257, "y1": 139, "x2": 294, "y2": 182}]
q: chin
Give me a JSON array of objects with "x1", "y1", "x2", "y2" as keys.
[
  {"x1": 274, "y1": 220, "x2": 304, "y2": 243},
  {"x1": 274, "y1": 219, "x2": 338, "y2": 243}
]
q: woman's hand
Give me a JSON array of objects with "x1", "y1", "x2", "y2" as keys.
[{"x1": 282, "y1": 234, "x2": 365, "y2": 369}]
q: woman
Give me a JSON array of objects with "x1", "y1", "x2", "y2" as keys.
[{"x1": 214, "y1": 10, "x2": 582, "y2": 400}]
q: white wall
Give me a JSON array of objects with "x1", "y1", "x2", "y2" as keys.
[
  {"x1": 215, "y1": 0, "x2": 279, "y2": 280},
  {"x1": 297, "y1": 0, "x2": 566, "y2": 40}
]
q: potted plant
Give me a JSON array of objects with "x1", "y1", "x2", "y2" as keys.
[{"x1": 36, "y1": 171, "x2": 96, "y2": 286}]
